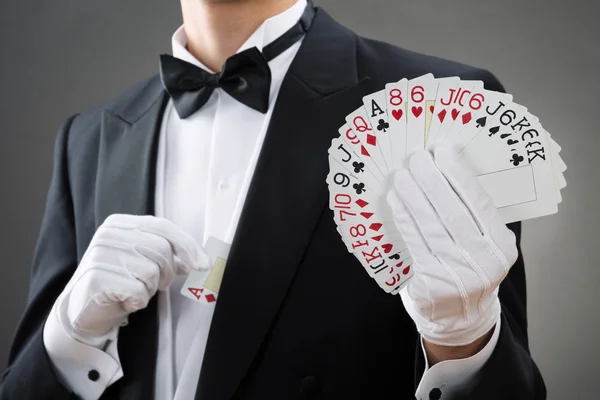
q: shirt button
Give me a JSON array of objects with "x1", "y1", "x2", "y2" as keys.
[
  {"x1": 429, "y1": 388, "x2": 442, "y2": 400},
  {"x1": 88, "y1": 369, "x2": 100, "y2": 382},
  {"x1": 218, "y1": 179, "x2": 229, "y2": 191}
]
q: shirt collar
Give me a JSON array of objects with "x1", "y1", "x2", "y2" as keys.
[{"x1": 172, "y1": 0, "x2": 307, "y2": 73}]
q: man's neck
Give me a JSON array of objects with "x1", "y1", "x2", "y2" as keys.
[{"x1": 180, "y1": 0, "x2": 298, "y2": 72}]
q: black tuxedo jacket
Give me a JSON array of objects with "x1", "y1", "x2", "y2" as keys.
[{"x1": 1, "y1": 7, "x2": 546, "y2": 400}]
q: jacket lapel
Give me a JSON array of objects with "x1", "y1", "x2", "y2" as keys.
[
  {"x1": 195, "y1": 8, "x2": 375, "y2": 400},
  {"x1": 95, "y1": 81, "x2": 168, "y2": 228},
  {"x1": 95, "y1": 80, "x2": 168, "y2": 400}
]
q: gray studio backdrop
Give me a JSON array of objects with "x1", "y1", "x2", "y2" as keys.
[{"x1": 0, "y1": 1, "x2": 597, "y2": 398}]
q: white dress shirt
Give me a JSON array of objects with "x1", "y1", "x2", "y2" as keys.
[{"x1": 43, "y1": 1, "x2": 500, "y2": 398}]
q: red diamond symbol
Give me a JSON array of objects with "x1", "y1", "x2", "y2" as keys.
[
  {"x1": 360, "y1": 212, "x2": 373, "y2": 219},
  {"x1": 371, "y1": 234, "x2": 384, "y2": 241},
  {"x1": 366, "y1": 134, "x2": 377, "y2": 146},
  {"x1": 360, "y1": 145, "x2": 370, "y2": 156},
  {"x1": 205, "y1": 293, "x2": 217, "y2": 303},
  {"x1": 356, "y1": 199, "x2": 369, "y2": 208},
  {"x1": 437, "y1": 109, "x2": 447, "y2": 123},
  {"x1": 462, "y1": 111, "x2": 472, "y2": 125},
  {"x1": 369, "y1": 223, "x2": 382, "y2": 231}
]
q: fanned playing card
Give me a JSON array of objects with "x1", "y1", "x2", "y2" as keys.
[{"x1": 327, "y1": 74, "x2": 566, "y2": 295}]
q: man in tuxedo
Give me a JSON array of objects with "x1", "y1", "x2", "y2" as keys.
[{"x1": 0, "y1": 0, "x2": 546, "y2": 399}]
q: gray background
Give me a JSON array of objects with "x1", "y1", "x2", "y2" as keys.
[{"x1": 0, "y1": 0, "x2": 597, "y2": 398}]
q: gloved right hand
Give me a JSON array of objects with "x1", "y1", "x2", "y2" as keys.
[{"x1": 47, "y1": 214, "x2": 210, "y2": 348}]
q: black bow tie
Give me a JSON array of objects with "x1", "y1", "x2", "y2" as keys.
[{"x1": 160, "y1": 2, "x2": 315, "y2": 119}]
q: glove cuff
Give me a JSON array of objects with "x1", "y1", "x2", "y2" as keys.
[{"x1": 417, "y1": 297, "x2": 501, "y2": 347}]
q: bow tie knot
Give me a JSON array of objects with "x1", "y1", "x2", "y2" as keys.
[
  {"x1": 178, "y1": 75, "x2": 218, "y2": 90},
  {"x1": 160, "y1": 47, "x2": 271, "y2": 118},
  {"x1": 179, "y1": 70, "x2": 249, "y2": 91}
]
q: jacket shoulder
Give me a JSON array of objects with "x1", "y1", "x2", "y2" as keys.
[
  {"x1": 58, "y1": 75, "x2": 163, "y2": 173},
  {"x1": 65, "y1": 75, "x2": 163, "y2": 141},
  {"x1": 355, "y1": 36, "x2": 506, "y2": 92},
  {"x1": 72, "y1": 74, "x2": 163, "y2": 128}
]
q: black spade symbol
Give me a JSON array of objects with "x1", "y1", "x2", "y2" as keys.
[{"x1": 488, "y1": 126, "x2": 500, "y2": 136}]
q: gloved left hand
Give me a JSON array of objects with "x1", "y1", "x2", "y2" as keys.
[{"x1": 387, "y1": 147, "x2": 518, "y2": 347}]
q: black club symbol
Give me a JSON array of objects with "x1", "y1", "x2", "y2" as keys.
[
  {"x1": 510, "y1": 153, "x2": 524, "y2": 166},
  {"x1": 352, "y1": 161, "x2": 365, "y2": 173},
  {"x1": 377, "y1": 119, "x2": 389, "y2": 132},
  {"x1": 353, "y1": 183, "x2": 366, "y2": 194}
]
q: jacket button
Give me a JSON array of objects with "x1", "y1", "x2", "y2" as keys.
[
  {"x1": 299, "y1": 375, "x2": 320, "y2": 397},
  {"x1": 88, "y1": 369, "x2": 100, "y2": 382},
  {"x1": 429, "y1": 387, "x2": 442, "y2": 400}
]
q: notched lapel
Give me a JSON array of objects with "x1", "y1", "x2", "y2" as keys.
[
  {"x1": 195, "y1": 8, "x2": 376, "y2": 400},
  {"x1": 94, "y1": 93, "x2": 168, "y2": 229}
]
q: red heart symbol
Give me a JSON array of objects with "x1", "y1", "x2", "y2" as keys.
[
  {"x1": 382, "y1": 243, "x2": 393, "y2": 253},
  {"x1": 411, "y1": 106, "x2": 423, "y2": 118},
  {"x1": 437, "y1": 109, "x2": 447, "y2": 123},
  {"x1": 462, "y1": 111, "x2": 472, "y2": 125},
  {"x1": 429, "y1": 105, "x2": 434, "y2": 113},
  {"x1": 360, "y1": 212, "x2": 373, "y2": 219},
  {"x1": 371, "y1": 234, "x2": 384, "y2": 241},
  {"x1": 391, "y1": 109, "x2": 403, "y2": 121},
  {"x1": 396, "y1": 261, "x2": 403, "y2": 268},
  {"x1": 402, "y1": 266, "x2": 411, "y2": 275},
  {"x1": 451, "y1": 108, "x2": 459, "y2": 120},
  {"x1": 355, "y1": 199, "x2": 369, "y2": 208},
  {"x1": 369, "y1": 223, "x2": 382, "y2": 231}
]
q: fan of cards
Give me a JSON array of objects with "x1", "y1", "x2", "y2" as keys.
[{"x1": 327, "y1": 73, "x2": 567, "y2": 295}]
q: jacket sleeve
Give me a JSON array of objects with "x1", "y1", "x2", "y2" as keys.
[
  {"x1": 0, "y1": 115, "x2": 82, "y2": 400},
  {"x1": 412, "y1": 67, "x2": 547, "y2": 400},
  {"x1": 466, "y1": 221, "x2": 546, "y2": 399}
]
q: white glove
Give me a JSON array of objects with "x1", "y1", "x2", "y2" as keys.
[
  {"x1": 387, "y1": 147, "x2": 518, "y2": 347},
  {"x1": 48, "y1": 214, "x2": 210, "y2": 348}
]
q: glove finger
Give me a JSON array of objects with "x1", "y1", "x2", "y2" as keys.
[
  {"x1": 389, "y1": 168, "x2": 457, "y2": 261},
  {"x1": 133, "y1": 242, "x2": 175, "y2": 291},
  {"x1": 90, "y1": 235, "x2": 171, "y2": 291},
  {"x1": 103, "y1": 214, "x2": 211, "y2": 270},
  {"x1": 433, "y1": 147, "x2": 518, "y2": 267},
  {"x1": 386, "y1": 186, "x2": 440, "y2": 270},
  {"x1": 409, "y1": 150, "x2": 485, "y2": 252}
]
